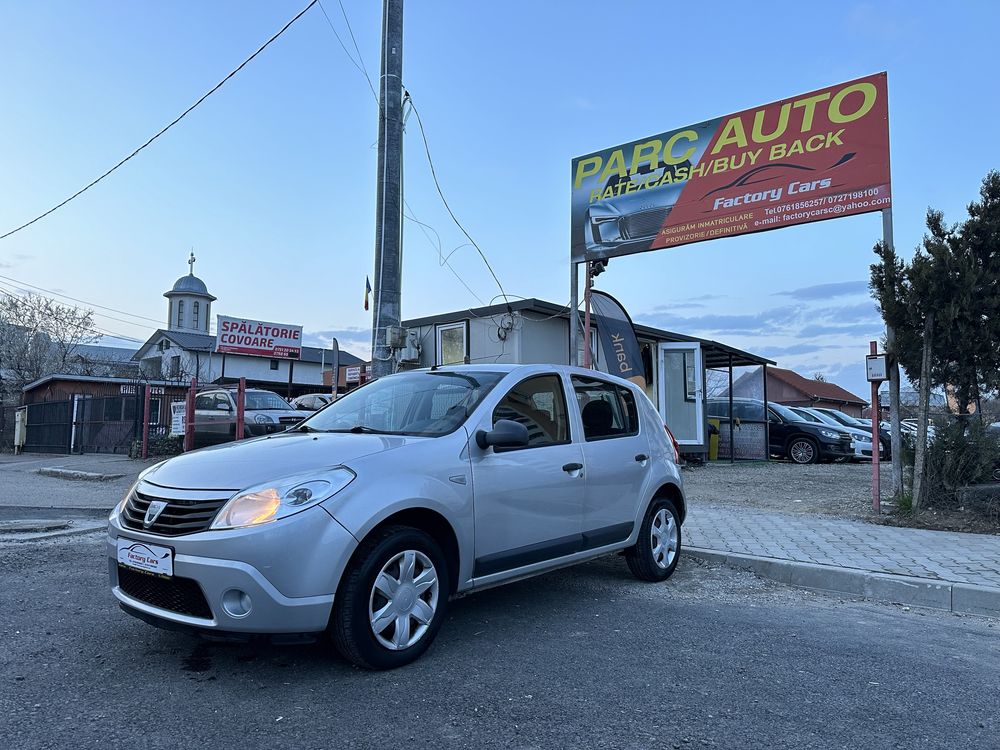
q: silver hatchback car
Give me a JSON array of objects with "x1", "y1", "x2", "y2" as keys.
[{"x1": 108, "y1": 364, "x2": 686, "y2": 669}]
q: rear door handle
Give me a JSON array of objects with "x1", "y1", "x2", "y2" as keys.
[
  {"x1": 635, "y1": 454, "x2": 648, "y2": 462},
  {"x1": 562, "y1": 462, "x2": 583, "y2": 473}
]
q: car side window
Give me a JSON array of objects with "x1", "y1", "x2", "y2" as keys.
[
  {"x1": 194, "y1": 394, "x2": 214, "y2": 410},
  {"x1": 214, "y1": 393, "x2": 232, "y2": 411},
  {"x1": 571, "y1": 376, "x2": 637, "y2": 441},
  {"x1": 492, "y1": 374, "x2": 569, "y2": 449}
]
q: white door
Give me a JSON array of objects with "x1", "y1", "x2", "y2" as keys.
[{"x1": 657, "y1": 343, "x2": 704, "y2": 446}]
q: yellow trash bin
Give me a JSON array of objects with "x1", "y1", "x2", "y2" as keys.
[{"x1": 708, "y1": 418, "x2": 720, "y2": 460}]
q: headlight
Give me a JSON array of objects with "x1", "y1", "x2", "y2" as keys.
[
  {"x1": 254, "y1": 413, "x2": 273, "y2": 424},
  {"x1": 110, "y1": 460, "x2": 168, "y2": 523},
  {"x1": 819, "y1": 429, "x2": 840, "y2": 440},
  {"x1": 210, "y1": 467, "x2": 356, "y2": 530}
]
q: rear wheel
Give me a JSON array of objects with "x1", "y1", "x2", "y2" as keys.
[
  {"x1": 331, "y1": 525, "x2": 449, "y2": 670},
  {"x1": 625, "y1": 498, "x2": 681, "y2": 582},
  {"x1": 788, "y1": 437, "x2": 819, "y2": 464}
]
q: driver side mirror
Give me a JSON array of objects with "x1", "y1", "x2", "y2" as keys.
[{"x1": 476, "y1": 419, "x2": 529, "y2": 450}]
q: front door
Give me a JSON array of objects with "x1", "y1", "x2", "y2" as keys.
[
  {"x1": 657, "y1": 343, "x2": 704, "y2": 446},
  {"x1": 469, "y1": 373, "x2": 585, "y2": 577}
]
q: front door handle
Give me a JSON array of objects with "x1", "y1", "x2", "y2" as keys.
[
  {"x1": 562, "y1": 462, "x2": 583, "y2": 473},
  {"x1": 634, "y1": 454, "x2": 648, "y2": 462}
]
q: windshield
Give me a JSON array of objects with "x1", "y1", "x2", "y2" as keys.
[
  {"x1": 246, "y1": 392, "x2": 294, "y2": 411},
  {"x1": 298, "y1": 370, "x2": 506, "y2": 436},
  {"x1": 799, "y1": 409, "x2": 840, "y2": 427},
  {"x1": 821, "y1": 410, "x2": 862, "y2": 427},
  {"x1": 769, "y1": 402, "x2": 807, "y2": 422}
]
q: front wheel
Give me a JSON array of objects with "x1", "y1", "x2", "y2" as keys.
[
  {"x1": 331, "y1": 525, "x2": 449, "y2": 670},
  {"x1": 788, "y1": 437, "x2": 819, "y2": 464},
  {"x1": 625, "y1": 498, "x2": 681, "y2": 582}
]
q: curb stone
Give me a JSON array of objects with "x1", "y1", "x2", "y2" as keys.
[
  {"x1": 36, "y1": 468, "x2": 126, "y2": 482},
  {"x1": 685, "y1": 546, "x2": 1000, "y2": 618}
]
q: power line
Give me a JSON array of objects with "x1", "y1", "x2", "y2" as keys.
[
  {"x1": 0, "y1": 0, "x2": 319, "y2": 241},
  {"x1": 0, "y1": 272, "x2": 163, "y2": 324},
  {"x1": 405, "y1": 93, "x2": 512, "y2": 311},
  {"x1": 0, "y1": 282, "x2": 148, "y2": 343},
  {"x1": 310, "y1": 6, "x2": 501, "y2": 314},
  {"x1": 316, "y1": 0, "x2": 379, "y2": 105},
  {"x1": 334, "y1": 0, "x2": 379, "y2": 101}
]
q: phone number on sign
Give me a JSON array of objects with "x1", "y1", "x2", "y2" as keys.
[{"x1": 763, "y1": 188, "x2": 887, "y2": 216}]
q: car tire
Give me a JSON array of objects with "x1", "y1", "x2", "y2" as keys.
[
  {"x1": 881, "y1": 441, "x2": 892, "y2": 460},
  {"x1": 788, "y1": 437, "x2": 819, "y2": 464},
  {"x1": 625, "y1": 498, "x2": 681, "y2": 582},
  {"x1": 331, "y1": 525, "x2": 450, "y2": 670}
]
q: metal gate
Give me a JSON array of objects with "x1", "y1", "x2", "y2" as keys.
[
  {"x1": 74, "y1": 393, "x2": 142, "y2": 454},
  {"x1": 23, "y1": 400, "x2": 73, "y2": 454}
]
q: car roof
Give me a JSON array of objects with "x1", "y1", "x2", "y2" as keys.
[{"x1": 409, "y1": 363, "x2": 644, "y2": 388}]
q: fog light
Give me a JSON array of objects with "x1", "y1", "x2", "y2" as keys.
[{"x1": 221, "y1": 588, "x2": 252, "y2": 618}]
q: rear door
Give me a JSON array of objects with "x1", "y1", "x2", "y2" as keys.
[
  {"x1": 572, "y1": 375, "x2": 650, "y2": 545},
  {"x1": 469, "y1": 373, "x2": 585, "y2": 577}
]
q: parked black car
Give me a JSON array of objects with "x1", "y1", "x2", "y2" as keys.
[{"x1": 707, "y1": 398, "x2": 855, "y2": 464}]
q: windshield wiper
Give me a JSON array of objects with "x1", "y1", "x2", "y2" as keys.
[
  {"x1": 347, "y1": 424, "x2": 381, "y2": 434},
  {"x1": 290, "y1": 424, "x2": 324, "y2": 433}
]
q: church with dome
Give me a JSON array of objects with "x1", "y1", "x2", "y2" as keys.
[{"x1": 131, "y1": 254, "x2": 365, "y2": 396}]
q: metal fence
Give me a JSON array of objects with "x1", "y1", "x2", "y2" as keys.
[{"x1": 5, "y1": 377, "x2": 311, "y2": 456}]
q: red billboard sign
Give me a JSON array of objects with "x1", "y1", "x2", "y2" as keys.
[
  {"x1": 215, "y1": 315, "x2": 302, "y2": 359},
  {"x1": 571, "y1": 73, "x2": 890, "y2": 261}
]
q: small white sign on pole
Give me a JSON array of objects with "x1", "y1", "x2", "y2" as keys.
[
  {"x1": 866, "y1": 354, "x2": 888, "y2": 382},
  {"x1": 170, "y1": 402, "x2": 187, "y2": 436}
]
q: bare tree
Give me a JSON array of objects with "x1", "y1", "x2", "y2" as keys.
[{"x1": 0, "y1": 292, "x2": 97, "y2": 402}]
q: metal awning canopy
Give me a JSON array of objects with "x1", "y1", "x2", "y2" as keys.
[{"x1": 402, "y1": 298, "x2": 773, "y2": 369}]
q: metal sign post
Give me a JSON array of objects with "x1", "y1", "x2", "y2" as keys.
[{"x1": 867, "y1": 342, "x2": 888, "y2": 514}]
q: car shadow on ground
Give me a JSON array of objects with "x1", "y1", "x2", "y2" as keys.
[{"x1": 129, "y1": 553, "x2": 650, "y2": 677}]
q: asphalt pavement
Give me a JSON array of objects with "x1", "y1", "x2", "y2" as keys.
[{"x1": 2, "y1": 533, "x2": 997, "y2": 750}]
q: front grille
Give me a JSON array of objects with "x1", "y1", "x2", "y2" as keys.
[
  {"x1": 621, "y1": 206, "x2": 671, "y2": 239},
  {"x1": 117, "y1": 564, "x2": 212, "y2": 619},
  {"x1": 120, "y1": 490, "x2": 229, "y2": 536}
]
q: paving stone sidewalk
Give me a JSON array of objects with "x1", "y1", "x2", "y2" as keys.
[{"x1": 685, "y1": 505, "x2": 1000, "y2": 590}]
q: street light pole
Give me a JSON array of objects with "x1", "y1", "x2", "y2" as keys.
[{"x1": 370, "y1": 0, "x2": 404, "y2": 379}]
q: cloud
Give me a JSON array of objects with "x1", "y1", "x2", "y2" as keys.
[
  {"x1": 755, "y1": 343, "x2": 831, "y2": 358},
  {"x1": 304, "y1": 327, "x2": 371, "y2": 360},
  {"x1": 636, "y1": 305, "x2": 802, "y2": 336},
  {"x1": 798, "y1": 322, "x2": 884, "y2": 338},
  {"x1": 775, "y1": 280, "x2": 870, "y2": 301}
]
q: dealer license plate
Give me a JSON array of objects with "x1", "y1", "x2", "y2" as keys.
[{"x1": 117, "y1": 538, "x2": 174, "y2": 578}]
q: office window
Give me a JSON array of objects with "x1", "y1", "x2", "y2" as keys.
[
  {"x1": 436, "y1": 322, "x2": 468, "y2": 365},
  {"x1": 270, "y1": 359, "x2": 279, "y2": 371}
]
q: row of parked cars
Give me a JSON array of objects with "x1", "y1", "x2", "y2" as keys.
[{"x1": 706, "y1": 397, "x2": 889, "y2": 464}]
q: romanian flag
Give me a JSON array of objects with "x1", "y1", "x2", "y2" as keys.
[{"x1": 364, "y1": 277, "x2": 372, "y2": 311}]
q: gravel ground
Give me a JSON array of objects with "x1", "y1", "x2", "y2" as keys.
[
  {"x1": 683, "y1": 460, "x2": 999, "y2": 534},
  {"x1": 682, "y1": 460, "x2": 891, "y2": 520}
]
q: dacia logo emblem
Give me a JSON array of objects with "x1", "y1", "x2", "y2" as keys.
[{"x1": 143, "y1": 500, "x2": 168, "y2": 528}]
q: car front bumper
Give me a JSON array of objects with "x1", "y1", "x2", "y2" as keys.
[
  {"x1": 817, "y1": 440, "x2": 855, "y2": 460},
  {"x1": 108, "y1": 506, "x2": 357, "y2": 634}
]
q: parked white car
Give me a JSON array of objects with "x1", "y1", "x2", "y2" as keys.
[{"x1": 109, "y1": 364, "x2": 686, "y2": 669}]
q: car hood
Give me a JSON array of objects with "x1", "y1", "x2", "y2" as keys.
[{"x1": 143, "y1": 431, "x2": 420, "y2": 491}]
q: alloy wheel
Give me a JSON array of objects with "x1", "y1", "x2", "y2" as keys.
[
  {"x1": 368, "y1": 549, "x2": 439, "y2": 651},
  {"x1": 790, "y1": 440, "x2": 815, "y2": 464},
  {"x1": 650, "y1": 508, "x2": 678, "y2": 570}
]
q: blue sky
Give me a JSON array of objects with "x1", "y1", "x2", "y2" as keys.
[{"x1": 1, "y1": 1, "x2": 997, "y2": 399}]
